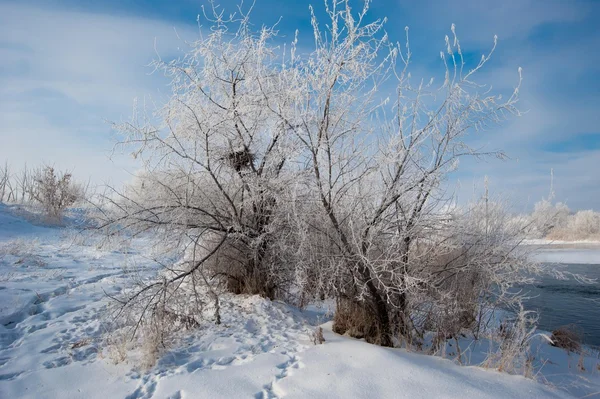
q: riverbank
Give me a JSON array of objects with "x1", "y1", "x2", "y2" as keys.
[{"x1": 523, "y1": 238, "x2": 600, "y2": 249}]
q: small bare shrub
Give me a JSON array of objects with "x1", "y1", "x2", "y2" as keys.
[
  {"x1": 578, "y1": 351, "x2": 586, "y2": 372},
  {"x1": 311, "y1": 326, "x2": 325, "y2": 345},
  {"x1": 550, "y1": 325, "x2": 582, "y2": 353},
  {"x1": 140, "y1": 325, "x2": 162, "y2": 370},
  {"x1": 102, "y1": 317, "x2": 169, "y2": 369},
  {"x1": 105, "y1": 332, "x2": 128, "y2": 364},
  {"x1": 483, "y1": 307, "x2": 538, "y2": 376},
  {"x1": 31, "y1": 166, "x2": 82, "y2": 220}
]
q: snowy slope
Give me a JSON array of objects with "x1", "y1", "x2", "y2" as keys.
[
  {"x1": 277, "y1": 322, "x2": 568, "y2": 399},
  {"x1": 0, "y1": 205, "x2": 147, "y2": 397},
  {"x1": 0, "y1": 205, "x2": 586, "y2": 398}
]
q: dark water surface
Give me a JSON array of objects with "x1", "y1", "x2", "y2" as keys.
[{"x1": 520, "y1": 262, "x2": 600, "y2": 347}]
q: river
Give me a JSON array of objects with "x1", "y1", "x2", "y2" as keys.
[{"x1": 521, "y1": 247, "x2": 600, "y2": 347}]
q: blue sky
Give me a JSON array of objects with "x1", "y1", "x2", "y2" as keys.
[{"x1": 0, "y1": 0, "x2": 599, "y2": 210}]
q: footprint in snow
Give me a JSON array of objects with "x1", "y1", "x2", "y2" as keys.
[
  {"x1": 27, "y1": 322, "x2": 48, "y2": 334},
  {"x1": 231, "y1": 354, "x2": 252, "y2": 366},
  {"x1": 0, "y1": 371, "x2": 23, "y2": 381},
  {"x1": 167, "y1": 390, "x2": 183, "y2": 399},
  {"x1": 40, "y1": 343, "x2": 61, "y2": 354},
  {"x1": 43, "y1": 356, "x2": 71, "y2": 369},
  {"x1": 216, "y1": 356, "x2": 235, "y2": 366},
  {"x1": 186, "y1": 358, "x2": 213, "y2": 373},
  {"x1": 71, "y1": 346, "x2": 98, "y2": 362},
  {"x1": 125, "y1": 375, "x2": 157, "y2": 399}
]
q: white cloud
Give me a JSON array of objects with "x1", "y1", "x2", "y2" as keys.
[
  {"x1": 399, "y1": 0, "x2": 589, "y2": 45},
  {"x1": 0, "y1": 3, "x2": 198, "y2": 185}
]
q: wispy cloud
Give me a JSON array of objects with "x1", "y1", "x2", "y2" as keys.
[{"x1": 0, "y1": 2, "x2": 197, "y2": 183}]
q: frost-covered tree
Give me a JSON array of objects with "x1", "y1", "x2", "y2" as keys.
[
  {"x1": 99, "y1": 3, "x2": 309, "y2": 339},
  {"x1": 567, "y1": 210, "x2": 600, "y2": 237},
  {"x1": 274, "y1": 2, "x2": 525, "y2": 346},
  {"x1": 101, "y1": 0, "x2": 537, "y2": 349},
  {"x1": 530, "y1": 199, "x2": 570, "y2": 238},
  {"x1": 547, "y1": 209, "x2": 600, "y2": 240}
]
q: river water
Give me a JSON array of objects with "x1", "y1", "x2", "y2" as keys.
[{"x1": 521, "y1": 247, "x2": 600, "y2": 347}]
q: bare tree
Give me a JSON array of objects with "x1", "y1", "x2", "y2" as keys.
[
  {"x1": 15, "y1": 164, "x2": 33, "y2": 204},
  {"x1": 0, "y1": 162, "x2": 14, "y2": 203}
]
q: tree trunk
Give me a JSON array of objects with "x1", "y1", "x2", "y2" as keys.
[
  {"x1": 368, "y1": 281, "x2": 394, "y2": 347},
  {"x1": 396, "y1": 235, "x2": 411, "y2": 338},
  {"x1": 359, "y1": 261, "x2": 393, "y2": 347}
]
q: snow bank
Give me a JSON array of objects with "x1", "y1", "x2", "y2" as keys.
[
  {"x1": 0, "y1": 204, "x2": 49, "y2": 240},
  {"x1": 274, "y1": 322, "x2": 568, "y2": 399},
  {"x1": 0, "y1": 205, "x2": 594, "y2": 399}
]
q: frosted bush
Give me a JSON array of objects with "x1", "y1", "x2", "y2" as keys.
[
  {"x1": 530, "y1": 199, "x2": 570, "y2": 238},
  {"x1": 31, "y1": 166, "x2": 84, "y2": 221},
  {"x1": 546, "y1": 209, "x2": 600, "y2": 241},
  {"x1": 568, "y1": 210, "x2": 600, "y2": 236}
]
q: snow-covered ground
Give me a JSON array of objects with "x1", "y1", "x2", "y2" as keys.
[{"x1": 0, "y1": 204, "x2": 598, "y2": 398}]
